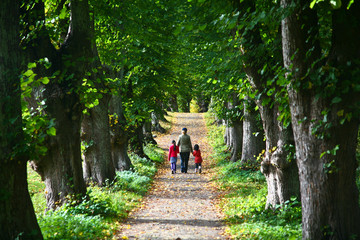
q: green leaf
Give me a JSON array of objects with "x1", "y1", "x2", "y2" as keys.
[
  {"x1": 28, "y1": 62, "x2": 37, "y2": 69},
  {"x1": 173, "y1": 26, "x2": 183, "y2": 36},
  {"x1": 185, "y1": 24, "x2": 194, "y2": 31},
  {"x1": 310, "y1": 0, "x2": 324, "y2": 8},
  {"x1": 310, "y1": 0, "x2": 316, "y2": 8},
  {"x1": 347, "y1": 0, "x2": 354, "y2": 9},
  {"x1": 47, "y1": 127, "x2": 56, "y2": 136},
  {"x1": 23, "y1": 69, "x2": 34, "y2": 77},
  {"x1": 59, "y1": 7, "x2": 67, "y2": 19},
  {"x1": 330, "y1": 0, "x2": 342, "y2": 9},
  {"x1": 331, "y1": 97, "x2": 341, "y2": 104},
  {"x1": 41, "y1": 77, "x2": 50, "y2": 84},
  {"x1": 199, "y1": 24, "x2": 207, "y2": 31}
]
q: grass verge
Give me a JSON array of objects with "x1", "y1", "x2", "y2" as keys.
[
  {"x1": 28, "y1": 144, "x2": 164, "y2": 240},
  {"x1": 205, "y1": 112, "x2": 302, "y2": 240}
]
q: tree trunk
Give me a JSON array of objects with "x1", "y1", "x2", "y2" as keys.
[
  {"x1": 23, "y1": 0, "x2": 93, "y2": 209},
  {"x1": 151, "y1": 111, "x2": 166, "y2": 133},
  {"x1": 129, "y1": 121, "x2": 149, "y2": 159},
  {"x1": 0, "y1": 2, "x2": 43, "y2": 238},
  {"x1": 281, "y1": 0, "x2": 360, "y2": 238},
  {"x1": 224, "y1": 124, "x2": 231, "y2": 147},
  {"x1": 178, "y1": 94, "x2": 191, "y2": 113},
  {"x1": 241, "y1": 97, "x2": 265, "y2": 164},
  {"x1": 109, "y1": 95, "x2": 132, "y2": 171},
  {"x1": 143, "y1": 119, "x2": 157, "y2": 145},
  {"x1": 259, "y1": 111, "x2": 299, "y2": 208},
  {"x1": 82, "y1": 95, "x2": 115, "y2": 186},
  {"x1": 182, "y1": 101, "x2": 191, "y2": 113},
  {"x1": 168, "y1": 95, "x2": 178, "y2": 112},
  {"x1": 196, "y1": 93, "x2": 210, "y2": 112},
  {"x1": 225, "y1": 95, "x2": 243, "y2": 162},
  {"x1": 229, "y1": 118, "x2": 243, "y2": 162},
  {"x1": 31, "y1": 94, "x2": 86, "y2": 210},
  {"x1": 234, "y1": 0, "x2": 300, "y2": 208}
]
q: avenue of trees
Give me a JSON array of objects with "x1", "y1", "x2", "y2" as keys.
[{"x1": 0, "y1": 0, "x2": 359, "y2": 239}]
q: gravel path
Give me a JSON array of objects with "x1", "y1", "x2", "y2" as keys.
[{"x1": 119, "y1": 112, "x2": 228, "y2": 240}]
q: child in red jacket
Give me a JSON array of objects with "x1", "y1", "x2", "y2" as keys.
[
  {"x1": 168, "y1": 140, "x2": 179, "y2": 174},
  {"x1": 193, "y1": 144, "x2": 203, "y2": 173}
]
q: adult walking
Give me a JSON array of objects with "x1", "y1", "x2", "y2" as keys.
[{"x1": 177, "y1": 127, "x2": 193, "y2": 173}]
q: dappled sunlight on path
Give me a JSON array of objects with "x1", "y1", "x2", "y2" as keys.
[{"x1": 119, "y1": 112, "x2": 228, "y2": 240}]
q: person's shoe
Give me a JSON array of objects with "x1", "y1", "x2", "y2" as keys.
[
  {"x1": 171, "y1": 170, "x2": 174, "y2": 174},
  {"x1": 199, "y1": 167, "x2": 202, "y2": 173}
]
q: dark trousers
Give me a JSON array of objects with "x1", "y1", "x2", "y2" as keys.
[{"x1": 180, "y1": 152, "x2": 190, "y2": 173}]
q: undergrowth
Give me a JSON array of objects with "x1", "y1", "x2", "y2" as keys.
[
  {"x1": 205, "y1": 112, "x2": 302, "y2": 240},
  {"x1": 28, "y1": 143, "x2": 163, "y2": 240}
]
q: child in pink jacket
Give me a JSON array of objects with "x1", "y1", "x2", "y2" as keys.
[{"x1": 168, "y1": 140, "x2": 179, "y2": 174}]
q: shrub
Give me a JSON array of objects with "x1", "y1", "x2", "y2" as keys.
[
  {"x1": 38, "y1": 209, "x2": 113, "y2": 240},
  {"x1": 144, "y1": 143, "x2": 164, "y2": 163},
  {"x1": 130, "y1": 153, "x2": 157, "y2": 178},
  {"x1": 63, "y1": 193, "x2": 116, "y2": 217},
  {"x1": 112, "y1": 170, "x2": 151, "y2": 195}
]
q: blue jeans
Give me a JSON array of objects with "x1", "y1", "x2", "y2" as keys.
[
  {"x1": 180, "y1": 152, "x2": 190, "y2": 173},
  {"x1": 171, "y1": 163, "x2": 176, "y2": 171}
]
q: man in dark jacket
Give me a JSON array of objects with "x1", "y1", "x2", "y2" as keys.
[{"x1": 177, "y1": 127, "x2": 193, "y2": 173}]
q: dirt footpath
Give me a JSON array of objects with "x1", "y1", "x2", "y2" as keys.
[{"x1": 119, "y1": 112, "x2": 228, "y2": 240}]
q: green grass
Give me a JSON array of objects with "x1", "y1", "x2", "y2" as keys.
[
  {"x1": 28, "y1": 164, "x2": 46, "y2": 213},
  {"x1": 28, "y1": 143, "x2": 163, "y2": 240},
  {"x1": 205, "y1": 112, "x2": 302, "y2": 240}
]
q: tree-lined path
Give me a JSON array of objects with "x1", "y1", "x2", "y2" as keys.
[{"x1": 119, "y1": 112, "x2": 228, "y2": 240}]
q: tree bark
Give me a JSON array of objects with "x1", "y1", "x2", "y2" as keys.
[
  {"x1": 82, "y1": 95, "x2": 115, "y2": 186},
  {"x1": 0, "y1": 1, "x2": 43, "y2": 238},
  {"x1": 229, "y1": 118, "x2": 243, "y2": 162},
  {"x1": 81, "y1": 5, "x2": 116, "y2": 186},
  {"x1": 22, "y1": 0, "x2": 94, "y2": 209},
  {"x1": 143, "y1": 120, "x2": 157, "y2": 145},
  {"x1": 224, "y1": 123, "x2": 231, "y2": 147},
  {"x1": 241, "y1": 97, "x2": 265, "y2": 164},
  {"x1": 32, "y1": 95, "x2": 86, "y2": 210},
  {"x1": 225, "y1": 94, "x2": 243, "y2": 162},
  {"x1": 233, "y1": 0, "x2": 300, "y2": 208},
  {"x1": 168, "y1": 95, "x2": 179, "y2": 112},
  {"x1": 281, "y1": 0, "x2": 360, "y2": 238},
  {"x1": 151, "y1": 111, "x2": 166, "y2": 133},
  {"x1": 129, "y1": 121, "x2": 149, "y2": 159},
  {"x1": 196, "y1": 93, "x2": 210, "y2": 113},
  {"x1": 109, "y1": 95, "x2": 132, "y2": 171}
]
